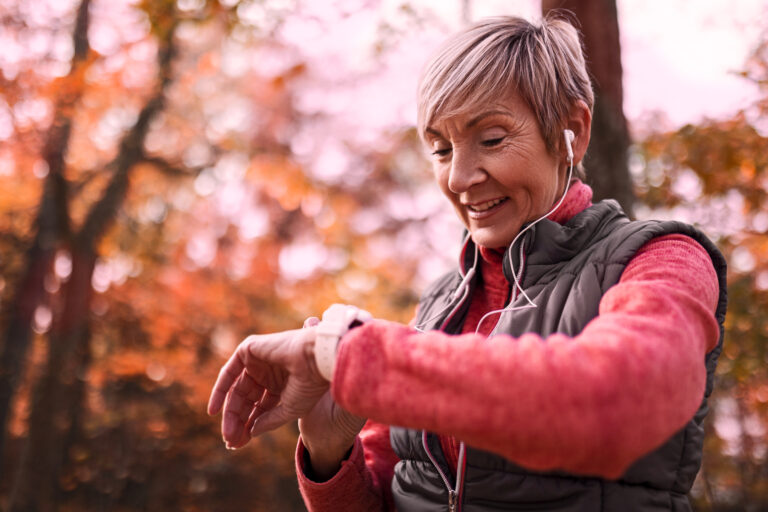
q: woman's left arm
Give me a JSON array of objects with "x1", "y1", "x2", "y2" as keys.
[{"x1": 331, "y1": 234, "x2": 720, "y2": 478}]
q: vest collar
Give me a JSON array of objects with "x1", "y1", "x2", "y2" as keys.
[{"x1": 496, "y1": 200, "x2": 628, "y2": 286}]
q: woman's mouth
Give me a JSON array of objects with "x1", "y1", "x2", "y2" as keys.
[{"x1": 466, "y1": 197, "x2": 508, "y2": 219}]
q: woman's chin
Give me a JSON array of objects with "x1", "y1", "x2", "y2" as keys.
[{"x1": 469, "y1": 227, "x2": 518, "y2": 250}]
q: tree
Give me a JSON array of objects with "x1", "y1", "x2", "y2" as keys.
[
  {"x1": 0, "y1": 0, "x2": 91, "y2": 471},
  {"x1": 4, "y1": 0, "x2": 182, "y2": 508},
  {"x1": 635, "y1": 32, "x2": 768, "y2": 511},
  {"x1": 0, "y1": 1, "x2": 434, "y2": 509},
  {"x1": 542, "y1": 0, "x2": 635, "y2": 216}
]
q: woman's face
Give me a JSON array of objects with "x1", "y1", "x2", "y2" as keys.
[{"x1": 425, "y1": 91, "x2": 566, "y2": 249}]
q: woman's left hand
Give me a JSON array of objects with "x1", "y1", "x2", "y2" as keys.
[{"x1": 207, "y1": 326, "x2": 329, "y2": 448}]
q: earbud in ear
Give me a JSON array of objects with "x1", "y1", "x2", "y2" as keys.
[{"x1": 564, "y1": 129, "x2": 575, "y2": 163}]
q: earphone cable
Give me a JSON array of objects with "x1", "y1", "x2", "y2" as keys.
[
  {"x1": 413, "y1": 239, "x2": 478, "y2": 332},
  {"x1": 474, "y1": 157, "x2": 575, "y2": 334}
]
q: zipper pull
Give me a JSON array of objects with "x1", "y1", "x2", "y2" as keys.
[{"x1": 448, "y1": 489, "x2": 457, "y2": 512}]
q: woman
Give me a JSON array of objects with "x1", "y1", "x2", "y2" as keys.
[{"x1": 208, "y1": 15, "x2": 727, "y2": 511}]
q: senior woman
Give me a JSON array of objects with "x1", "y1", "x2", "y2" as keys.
[{"x1": 208, "y1": 15, "x2": 726, "y2": 511}]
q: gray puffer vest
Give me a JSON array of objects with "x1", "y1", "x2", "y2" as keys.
[{"x1": 390, "y1": 201, "x2": 727, "y2": 512}]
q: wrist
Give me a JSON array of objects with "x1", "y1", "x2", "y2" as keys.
[
  {"x1": 301, "y1": 435, "x2": 355, "y2": 482},
  {"x1": 299, "y1": 410, "x2": 363, "y2": 460}
]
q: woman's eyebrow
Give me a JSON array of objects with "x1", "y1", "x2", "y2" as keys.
[
  {"x1": 466, "y1": 110, "x2": 513, "y2": 128},
  {"x1": 425, "y1": 110, "x2": 515, "y2": 138},
  {"x1": 425, "y1": 127, "x2": 443, "y2": 138}
]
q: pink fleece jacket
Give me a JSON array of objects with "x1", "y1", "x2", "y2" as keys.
[{"x1": 296, "y1": 181, "x2": 720, "y2": 512}]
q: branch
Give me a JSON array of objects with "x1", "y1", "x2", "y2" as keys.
[
  {"x1": 72, "y1": 0, "x2": 90, "y2": 60},
  {"x1": 76, "y1": 18, "x2": 179, "y2": 250},
  {"x1": 67, "y1": 165, "x2": 112, "y2": 199},
  {"x1": 37, "y1": 0, "x2": 93, "y2": 244},
  {"x1": 0, "y1": 231, "x2": 29, "y2": 253},
  {"x1": 141, "y1": 156, "x2": 199, "y2": 177}
]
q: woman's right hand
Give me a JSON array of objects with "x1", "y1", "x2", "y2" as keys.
[{"x1": 298, "y1": 317, "x2": 366, "y2": 481}]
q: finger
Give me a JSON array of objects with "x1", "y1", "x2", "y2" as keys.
[
  {"x1": 223, "y1": 410, "x2": 250, "y2": 448},
  {"x1": 256, "y1": 390, "x2": 281, "y2": 416},
  {"x1": 222, "y1": 394, "x2": 249, "y2": 447},
  {"x1": 225, "y1": 371, "x2": 266, "y2": 414},
  {"x1": 245, "y1": 390, "x2": 281, "y2": 431},
  {"x1": 207, "y1": 347, "x2": 246, "y2": 415},
  {"x1": 222, "y1": 372, "x2": 266, "y2": 445},
  {"x1": 249, "y1": 372, "x2": 328, "y2": 437},
  {"x1": 250, "y1": 404, "x2": 296, "y2": 437},
  {"x1": 303, "y1": 317, "x2": 320, "y2": 328},
  {"x1": 246, "y1": 328, "x2": 314, "y2": 362},
  {"x1": 211, "y1": 327, "x2": 311, "y2": 416}
]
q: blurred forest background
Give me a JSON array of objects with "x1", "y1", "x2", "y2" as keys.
[{"x1": 0, "y1": 0, "x2": 766, "y2": 510}]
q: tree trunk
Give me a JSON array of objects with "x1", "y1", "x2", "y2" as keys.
[
  {"x1": 542, "y1": 0, "x2": 634, "y2": 217},
  {"x1": 0, "y1": 0, "x2": 91, "y2": 469},
  {"x1": 8, "y1": 250, "x2": 95, "y2": 512},
  {"x1": 8, "y1": 16, "x2": 179, "y2": 510},
  {"x1": 461, "y1": 0, "x2": 471, "y2": 24}
]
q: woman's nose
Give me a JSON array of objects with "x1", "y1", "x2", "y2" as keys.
[{"x1": 447, "y1": 149, "x2": 486, "y2": 194}]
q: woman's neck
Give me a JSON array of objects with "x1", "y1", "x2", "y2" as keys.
[{"x1": 478, "y1": 179, "x2": 594, "y2": 261}]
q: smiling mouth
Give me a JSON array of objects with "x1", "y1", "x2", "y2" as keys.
[{"x1": 467, "y1": 197, "x2": 508, "y2": 213}]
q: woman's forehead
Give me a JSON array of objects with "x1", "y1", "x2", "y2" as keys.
[{"x1": 427, "y1": 90, "x2": 533, "y2": 131}]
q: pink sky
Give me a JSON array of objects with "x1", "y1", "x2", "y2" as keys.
[
  {"x1": 2, "y1": 0, "x2": 764, "y2": 141},
  {"x1": 446, "y1": 0, "x2": 766, "y2": 126},
  {"x1": 617, "y1": 0, "x2": 766, "y2": 127},
  {"x1": 280, "y1": 0, "x2": 766, "y2": 137}
]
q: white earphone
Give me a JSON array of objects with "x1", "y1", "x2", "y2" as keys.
[{"x1": 564, "y1": 128, "x2": 575, "y2": 164}]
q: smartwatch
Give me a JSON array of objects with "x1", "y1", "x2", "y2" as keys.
[{"x1": 314, "y1": 304, "x2": 372, "y2": 381}]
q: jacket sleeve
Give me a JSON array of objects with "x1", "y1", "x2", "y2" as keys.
[
  {"x1": 331, "y1": 234, "x2": 721, "y2": 478},
  {"x1": 296, "y1": 419, "x2": 398, "y2": 512}
]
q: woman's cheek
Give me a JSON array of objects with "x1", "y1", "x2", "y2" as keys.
[{"x1": 434, "y1": 165, "x2": 452, "y2": 196}]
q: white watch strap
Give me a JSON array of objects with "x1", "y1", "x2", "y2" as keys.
[{"x1": 314, "y1": 304, "x2": 372, "y2": 381}]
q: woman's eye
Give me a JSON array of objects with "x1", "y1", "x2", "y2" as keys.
[
  {"x1": 481, "y1": 137, "x2": 505, "y2": 147},
  {"x1": 431, "y1": 147, "x2": 452, "y2": 157}
]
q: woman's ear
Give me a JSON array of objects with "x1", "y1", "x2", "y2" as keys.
[{"x1": 565, "y1": 100, "x2": 592, "y2": 166}]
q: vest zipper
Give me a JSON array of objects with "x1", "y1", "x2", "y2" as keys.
[
  {"x1": 448, "y1": 489, "x2": 457, "y2": 512},
  {"x1": 422, "y1": 431, "x2": 466, "y2": 512}
]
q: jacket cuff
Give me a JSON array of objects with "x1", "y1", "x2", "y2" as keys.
[
  {"x1": 331, "y1": 321, "x2": 378, "y2": 387},
  {"x1": 296, "y1": 435, "x2": 366, "y2": 497}
]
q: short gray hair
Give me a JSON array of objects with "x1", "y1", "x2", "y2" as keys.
[{"x1": 417, "y1": 14, "x2": 594, "y2": 176}]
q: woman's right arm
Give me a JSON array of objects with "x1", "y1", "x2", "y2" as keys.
[
  {"x1": 296, "y1": 419, "x2": 398, "y2": 512},
  {"x1": 329, "y1": 235, "x2": 720, "y2": 478}
]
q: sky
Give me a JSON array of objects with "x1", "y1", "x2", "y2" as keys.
[
  {"x1": 616, "y1": 0, "x2": 766, "y2": 127},
  {"x1": 280, "y1": 0, "x2": 767, "y2": 140},
  {"x1": 446, "y1": 0, "x2": 767, "y2": 127},
  {"x1": 3, "y1": 0, "x2": 765, "y2": 144}
]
